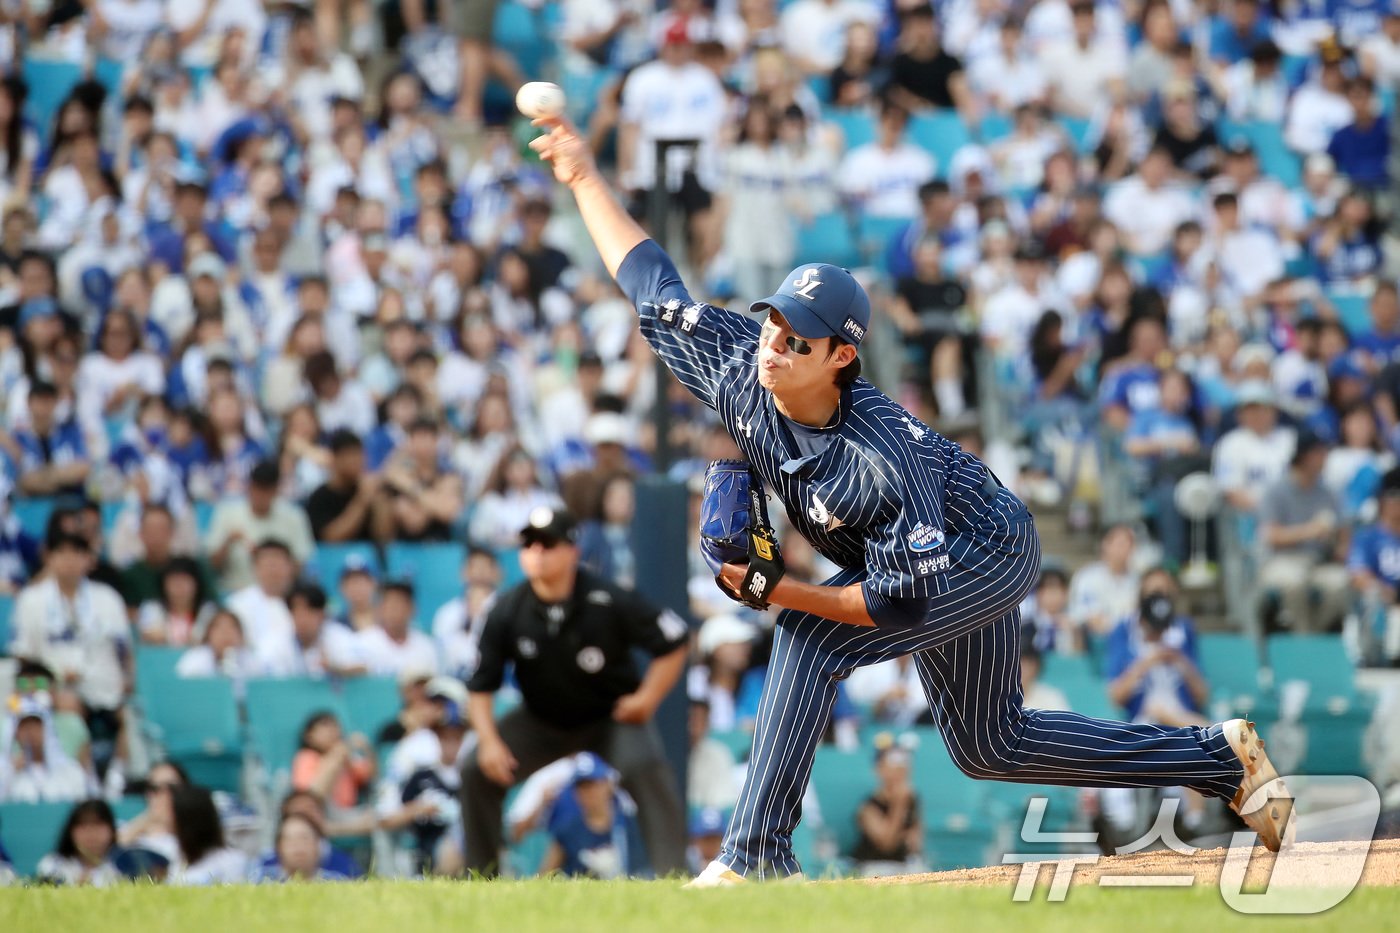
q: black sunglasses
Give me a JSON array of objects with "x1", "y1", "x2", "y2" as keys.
[{"x1": 522, "y1": 535, "x2": 568, "y2": 550}]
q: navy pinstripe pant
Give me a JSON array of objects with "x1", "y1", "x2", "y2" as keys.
[{"x1": 719, "y1": 516, "x2": 1245, "y2": 878}]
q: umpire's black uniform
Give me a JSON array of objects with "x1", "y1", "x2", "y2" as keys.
[{"x1": 461, "y1": 548, "x2": 688, "y2": 875}]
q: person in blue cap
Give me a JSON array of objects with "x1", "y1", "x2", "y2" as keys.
[
  {"x1": 529, "y1": 114, "x2": 1295, "y2": 887},
  {"x1": 539, "y1": 753, "x2": 640, "y2": 879}
]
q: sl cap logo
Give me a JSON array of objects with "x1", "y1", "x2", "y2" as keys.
[{"x1": 792, "y1": 268, "x2": 822, "y2": 300}]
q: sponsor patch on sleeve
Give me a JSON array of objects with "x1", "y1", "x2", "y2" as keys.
[
  {"x1": 913, "y1": 553, "x2": 952, "y2": 578},
  {"x1": 658, "y1": 298, "x2": 683, "y2": 325},
  {"x1": 905, "y1": 523, "x2": 946, "y2": 553},
  {"x1": 679, "y1": 303, "x2": 703, "y2": 334}
]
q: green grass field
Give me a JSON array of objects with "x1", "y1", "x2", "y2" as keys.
[{"x1": 2, "y1": 880, "x2": 1397, "y2": 933}]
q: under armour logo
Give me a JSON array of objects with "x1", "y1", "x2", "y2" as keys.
[
  {"x1": 748, "y1": 573, "x2": 767, "y2": 597},
  {"x1": 736, "y1": 416, "x2": 752, "y2": 438},
  {"x1": 792, "y1": 268, "x2": 822, "y2": 300}
]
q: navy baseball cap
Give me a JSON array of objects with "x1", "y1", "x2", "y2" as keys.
[{"x1": 750, "y1": 264, "x2": 871, "y2": 346}]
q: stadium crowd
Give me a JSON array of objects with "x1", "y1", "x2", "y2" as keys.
[{"x1": 0, "y1": 0, "x2": 1398, "y2": 883}]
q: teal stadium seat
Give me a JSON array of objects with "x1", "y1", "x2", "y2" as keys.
[
  {"x1": 827, "y1": 108, "x2": 877, "y2": 150},
  {"x1": 856, "y1": 214, "x2": 909, "y2": 265},
  {"x1": 708, "y1": 729, "x2": 754, "y2": 762},
  {"x1": 1265, "y1": 634, "x2": 1362, "y2": 713},
  {"x1": 11, "y1": 498, "x2": 57, "y2": 541},
  {"x1": 387, "y1": 541, "x2": 465, "y2": 630},
  {"x1": 20, "y1": 58, "x2": 83, "y2": 133},
  {"x1": 1328, "y1": 291, "x2": 1372, "y2": 337},
  {"x1": 245, "y1": 679, "x2": 348, "y2": 776},
  {"x1": 1197, "y1": 633, "x2": 1270, "y2": 718},
  {"x1": 978, "y1": 112, "x2": 1014, "y2": 144},
  {"x1": 797, "y1": 212, "x2": 861, "y2": 271},
  {"x1": 134, "y1": 645, "x2": 186, "y2": 692},
  {"x1": 496, "y1": 548, "x2": 525, "y2": 588},
  {"x1": 909, "y1": 730, "x2": 998, "y2": 870},
  {"x1": 342, "y1": 676, "x2": 402, "y2": 742},
  {"x1": 0, "y1": 801, "x2": 71, "y2": 877},
  {"x1": 0, "y1": 594, "x2": 12, "y2": 654},
  {"x1": 907, "y1": 110, "x2": 972, "y2": 178},
  {"x1": 493, "y1": 2, "x2": 557, "y2": 80},
  {"x1": 1056, "y1": 115, "x2": 1096, "y2": 154},
  {"x1": 1217, "y1": 119, "x2": 1301, "y2": 188},
  {"x1": 809, "y1": 745, "x2": 876, "y2": 858},
  {"x1": 137, "y1": 676, "x2": 243, "y2": 792}
]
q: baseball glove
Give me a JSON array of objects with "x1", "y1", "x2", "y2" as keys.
[{"x1": 698, "y1": 459, "x2": 784, "y2": 610}]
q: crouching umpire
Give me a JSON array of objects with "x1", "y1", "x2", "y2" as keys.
[{"x1": 461, "y1": 505, "x2": 689, "y2": 876}]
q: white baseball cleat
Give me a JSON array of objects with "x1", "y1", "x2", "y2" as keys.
[
  {"x1": 1222, "y1": 718, "x2": 1297, "y2": 853},
  {"x1": 683, "y1": 860, "x2": 746, "y2": 888}
]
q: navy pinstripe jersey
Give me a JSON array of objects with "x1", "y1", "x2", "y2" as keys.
[{"x1": 617, "y1": 241, "x2": 1030, "y2": 604}]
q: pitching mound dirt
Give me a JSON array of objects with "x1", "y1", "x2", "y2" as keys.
[{"x1": 863, "y1": 839, "x2": 1400, "y2": 888}]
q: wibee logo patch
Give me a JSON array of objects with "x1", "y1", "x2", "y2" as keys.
[
  {"x1": 842, "y1": 316, "x2": 866, "y2": 342},
  {"x1": 905, "y1": 523, "x2": 945, "y2": 552},
  {"x1": 914, "y1": 554, "x2": 951, "y2": 578}
]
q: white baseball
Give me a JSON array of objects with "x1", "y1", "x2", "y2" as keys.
[{"x1": 516, "y1": 81, "x2": 566, "y2": 119}]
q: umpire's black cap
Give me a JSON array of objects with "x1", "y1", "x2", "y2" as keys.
[{"x1": 520, "y1": 506, "x2": 578, "y2": 545}]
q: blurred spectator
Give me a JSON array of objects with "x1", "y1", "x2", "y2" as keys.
[
  {"x1": 355, "y1": 579, "x2": 439, "y2": 678},
  {"x1": 1314, "y1": 190, "x2": 1383, "y2": 289},
  {"x1": 119, "y1": 504, "x2": 212, "y2": 610},
  {"x1": 11, "y1": 380, "x2": 88, "y2": 497},
  {"x1": 1105, "y1": 569, "x2": 1208, "y2": 726},
  {"x1": 291, "y1": 711, "x2": 375, "y2": 811},
  {"x1": 1019, "y1": 645, "x2": 1071, "y2": 710},
  {"x1": 226, "y1": 539, "x2": 297, "y2": 653},
  {"x1": 1220, "y1": 41, "x2": 1289, "y2": 125},
  {"x1": 0, "y1": 696, "x2": 96, "y2": 803},
  {"x1": 619, "y1": 21, "x2": 725, "y2": 268},
  {"x1": 305, "y1": 429, "x2": 394, "y2": 544},
  {"x1": 1212, "y1": 380, "x2": 1297, "y2": 514},
  {"x1": 970, "y1": 16, "x2": 1046, "y2": 112},
  {"x1": 1208, "y1": 0, "x2": 1271, "y2": 67},
  {"x1": 176, "y1": 609, "x2": 255, "y2": 685},
  {"x1": 886, "y1": 5, "x2": 971, "y2": 120},
  {"x1": 135, "y1": 557, "x2": 217, "y2": 647},
  {"x1": 691, "y1": 613, "x2": 762, "y2": 732},
  {"x1": 251, "y1": 791, "x2": 362, "y2": 881},
  {"x1": 718, "y1": 103, "x2": 800, "y2": 304},
  {"x1": 688, "y1": 696, "x2": 739, "y2": 811},
  {"x1": 254, "y1": 813, "x2": 351, "y2": 883},
  {"x1": 687, "y1": 807, "x2": 726, "y2": 877},
  {"x1": 838, "y1": 100, "x2": 935, "y2": 219},
  {"x1": 258, "y1": 583, "x2": 366, "y2": 679},
  {"x1": 205, "y1": 461, "x2": 314, "y2": 594},
  {"x1": 35, "y1": 799, "x2": 125, "y2": 887},
  {"x1": 433, "y1": 548, "x2": 502, "y2": 681},
  {"x1": 830, "y1": 21, "x2": 887, "y2": 109},
  {"x1": 1103, "y1": 147, "x2": 1198, "y2": 257},
  {"x1": 1257, "y1": 435, "x2": 1351, "y2": 633},
  {"x1": 1360, "y1": 4, "x2": 1400, "y2": 84},
  {"x1": 851, "y1": 737, "x2": 922, "y2": 876},
  {"x1": 471, "y1": 445, "x2": 561, "y2": 550},
  {"x1": 382, "y1": 418, "x2": 462, "y2": 543},
  {"x1": 1068, "y1": 524, "x2": 1140, "y2": 636},
  {"x1": 780, "y1": 0, "x2": 881, "y2": 75},
  {"x1": 539, "y1": 753, "x2": 641, "y2": 879},
  {"x1": 1099, "y1": 316, "x2": 1169, "y2": 432},
  {"x1": 335, "y1": 556, "x2": 381, "y2": 633},
  {"x1": 11, "y1": 533, "x2": 130, "y2": 766},
  {"x1": 578, "y1": 473, "x2": 638, "y2": 587},
  {"x1": 1323, "y1": 403, "x2": 1394, "y2": 520},
  {"x1": 116, "y1": 761, "x2": 189, "y2": 867},
  {"x1": 888, "y1": 236, "x2": 970, "y2": 419},
  {"x1": 375, "y1": 677, "x2": 468, "y2": 875},
  {"x1": 1284, "y1": 43, "x2": 1353, "y2": 156},
  {"x1": 1019, "y1": 565, "x2": 1080, "y2": 654},
  {"x1": 1326, "y1": 77, "x2": 1389, "y2": 190},
  {"x1": 980, "y1": 242, "x2": 1066, "y2": 357},
  {"x1": 167, "y1": 785, "x2": 248, "y2": 886},
  {"x1": 1038, "y1": 0, "x2": 1126, "y2": 119}
]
